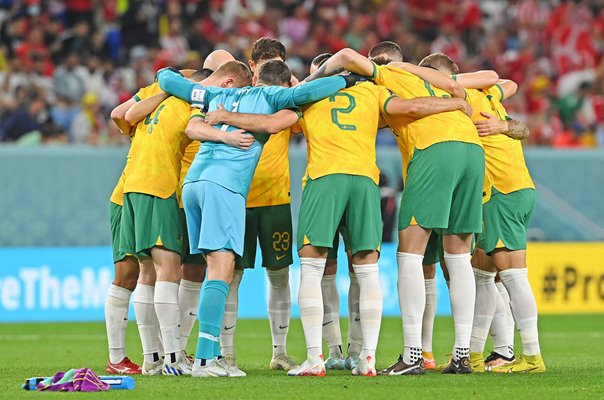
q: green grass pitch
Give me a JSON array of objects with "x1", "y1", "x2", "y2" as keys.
[{"x1": 1, "y1": 315, "x2": 602, "y2": 399}]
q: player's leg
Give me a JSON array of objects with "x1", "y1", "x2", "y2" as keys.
[
  {"x1": 105, "y1": 201, "x2": 141, "y2": 374},
  {"x1": 469, "y1": 247, "x2": 498, "y2": 372},
  {"x1": 421, "y1": 231, "x2": 441, "y2": 371},
  {"x1": 258, "y1": 204, "x2": 297, "y2": 370},
  {"x1": 322, "y1": 235, "x2": 345, "y2": 370},
  {"x1": 194, "y1": 251, "x2": 236, "y2": 378},
  {"x1": 178, "y1": 207, "x2": 206, "y2": 358},
  {"x1": 220, "y1": 267, "x2": 243, "y2": 365},
  {"x1": 119, "y1": 194, "x2": 163, "y2": 375},
  {"x1": 345, "y1": 248, "x2": 362, "y2": 370},
  {"x1": 288, "y1": 175, "x2": 345, "y2": 376},
  {"x1": 189, "y1": 181, "x2": 247, "y2": 378},
  {"x1": 381, "y1": 144, "x2": 455, "y2": 376},
  {"x1": 220, "y1": 208, "x2": 257, "y2": 370},
  {"x1": 134, "y1": 257, "x2": 164, "y2": 375},
  {"x1": 440, "y1": 143, "x2": 484, "y2": 374},
  {"x1": 137, "y1": 193, "x2": 187, "y2": 375},
  {"x1": 488, "y1": 189, "x2": 544, "y2": 373},
  {"x1": 421, "y1": 264, "x2": 437, "y2": 370},
  {"x1": 343, "y1": 175, "x2": 383, "y2": 377},
  {"x1": 487, "y1": 275, "x2": 516, "y2": 368}
]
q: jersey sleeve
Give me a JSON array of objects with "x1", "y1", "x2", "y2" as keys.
[
  {"x1": 488, "y1": 84, "x2": 505, "y2": 102},
  {"x1": 377, "y1": 85, "x2": 397, "y2": 116},
  {"x1": 268, "y1": 76, "x2": 347, "y2": 109},
  {"x1": 189, "y1": 107, "x2": 205, "y2": 121},
  {"x1": 133, "y1": 82, "x2": 162, "y2": 102}
]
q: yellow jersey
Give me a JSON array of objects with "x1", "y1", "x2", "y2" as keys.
[
  {"x1": 177, "y1": 140, "x2": 201, "y2": 207},
  {"x1": 110, "y1": 82, "x2": 165, "y2": 206},
  {"x1": 247, "y1": 129, "x2": 291, "y2": 208},
  {"x1": 372, "y1": 63, "x2": 481, "y2": 169},
  {"x1": 123, "y1": 96, "x2": 193, "y2": 198},
  {"x1": 466, "y1": 86, "x2": 534, "y2": 195},
  {"x1": 299, "y1": 81, "x2": 393, "y2": 185}
]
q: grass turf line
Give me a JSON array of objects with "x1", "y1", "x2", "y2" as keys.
[{"x1": 0, "y1": 315, "x2": 602, "y2": 399}]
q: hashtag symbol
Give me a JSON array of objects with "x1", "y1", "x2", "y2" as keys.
[{"x1": 543, "y1": 267, "x2": 557, "y2": 301}]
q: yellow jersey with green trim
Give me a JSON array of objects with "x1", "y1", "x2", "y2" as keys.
[
  {"x1": 466, "y1": 86, "x2": 534, "y2": 195},
  {"x1": 247, "y1": 129, "x2": 291, "y2": 208},
  {"x1": 123, "y1": 97, "x2": 193, "y2": 198},
  {"x1": 372, "y1": 63, "x2": 481, "y2": 157},
  {"x1": 110, "y1": 82, "x2": 165, "y2": 206},
  {"x1": 299, "y1": 81, "x2": 393, "y2": 185},
  {"x1": 178, "y1": 141, "x2": 201, "y2": 207}
]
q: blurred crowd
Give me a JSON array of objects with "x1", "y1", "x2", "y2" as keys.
[{"x1": 1, "y1": 0, "x2": 604, "y2": 147}]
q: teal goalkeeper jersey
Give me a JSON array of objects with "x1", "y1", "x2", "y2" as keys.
[{"x1": 157, "y1": 70, "x2": 348, "y2": 197}]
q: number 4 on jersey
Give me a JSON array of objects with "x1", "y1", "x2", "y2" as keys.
[{"x1": 144, "y1": 104, "x2": 166, "y2": 133}]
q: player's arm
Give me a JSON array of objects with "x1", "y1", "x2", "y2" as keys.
[
  {"x1": 454, "y1": 70, "x2": 499, "y2": 89},
  {"x1": 157, "y1": 68, "x2": 225, "y2": 108},
  {"x1": 391, "y1": 62, "x2": 466, "y2": 99},
  {"x1": 124, "y1": 91, "x2": 170, "y2": 125},
  {"x1": 304, "y1": 48, "x2": 375, "y2": 81},
  {"x1": 385, "y1": 96, "x2": 472, "y2": 119},
  {"x1": 496, "y1": 79, "x2": 518, "y2": 101},
  {"x1": 475, "y1": 112, "x2": 529, "y2": 140},
  {"x1": 186, "y1": 115, "x2": 256, "y2": 150},
  {"x1": 110, "y1": 98, "x2": 137, "y2": 135},
  {"x1": 204, "y1": 105, "x2": 300, "y2": 134},
  {"x1": 271, "y1": 75, "x2": 361, "y2": 109}
]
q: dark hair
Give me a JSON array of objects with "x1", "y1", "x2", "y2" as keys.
[
  {"x1": 213, "y1": 61, "x2": 253, "y2": 87},
  {"x1": 251, "y1": 37, "x2": 286, "y2": 63},
  {"x1": 258, "y1": 60, "x2": 292, "y2": 86},
  {"x1": 190, "y1": 68, "x2": 214, "y2": 81},
  {"x1": 311, "y1": 53, "x2": 332, "y2": 69},
  {"x1": 368, "y1": 41, "x2": 403, "y2": 64},
  {"x1": 418, "y1": 53, "x2": 459, "y2": 75}
]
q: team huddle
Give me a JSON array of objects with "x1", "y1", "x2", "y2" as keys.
[{"x1": 103, "y1": 37, "x2": 545, "y2": 378}]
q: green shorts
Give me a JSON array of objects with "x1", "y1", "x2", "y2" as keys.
[
  {"x1": 237, "y1": 204, "x2": 293, "y2": 269},
  {"x1": 476, "y1": 188, "x2": 536, "y2": 254},
  {"x1": 327, "y1": 229, "x2": 351, "y2": 260},
  {"x1": 180, "y1": 208, "x2": 206, "y2": 265},
  {"x1": 119, "y1": 192, "x2": 183, "y2": 258},
  {"x1": 297, "y1": 174, "x2": 382, "y2": 255},
  {"x1": 110, "y1": 202, "x2": 128, "y2": 263},
  {"x1": 399, "y1": 141, "x2": 485, "y2": 235},
  {"x1": 423, "y1": 231, "x2": 443, "y2": 265}
]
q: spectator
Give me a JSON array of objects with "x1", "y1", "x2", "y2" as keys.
[
  {"x1": 70, "y1": 92, "x2": 108, "y2": 145},
  {"x1": 0, "y1": 94, "x2": 46, "y2": 142},
  {"x1": 0, "y1": 0, "x2": 601, "y2": 148}
]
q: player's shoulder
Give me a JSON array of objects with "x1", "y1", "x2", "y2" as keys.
[
  {"x1": 377, "y1": 63, "x2": 417, "y2": 79},
  {"x1": 134, "y1": 82, "x2": 162, "y2": 101}
]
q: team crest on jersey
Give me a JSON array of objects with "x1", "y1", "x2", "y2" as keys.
[{"x1": 191, "y1": 88, "x2": 206, "y2": 103}]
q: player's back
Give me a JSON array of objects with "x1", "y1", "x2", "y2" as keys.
[
  {"x1": 247, "y1": 128, "x2": 291, "y2": 208},
  {"x1": 373, "y1": 64, "x2": 481, "y2": 152},
  {"x1": 465, "y1": 87, "x2": 534, "y2": 194},
  {"x1": 300, "y1": 81, "x2": 389, "y2": 184},
  {"x1": 185, "y1": 85, "x2": 282, "y2": 197},
  {"x1": 124, "y1": 96, "x2": 192, "y2": 199}
]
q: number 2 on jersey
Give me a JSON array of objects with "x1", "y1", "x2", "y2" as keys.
[
  {"x1": 144, "y1": 104, "x2": 165, "y2": 134},
  {"x1": 329, "y1": 93, "x2": 357, "y2": 131}
]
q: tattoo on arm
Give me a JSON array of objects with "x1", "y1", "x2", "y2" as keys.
[{"x1": 505, "y1": 120, "x2": 529, "y2": 140}]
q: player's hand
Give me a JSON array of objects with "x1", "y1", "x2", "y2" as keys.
[
  {"x1": 154, "y1": 66, "x2": 183, "y2": 81},
  {"x1": 343, "y1": 73, "x2": 368, "y2": 88},
  {"x1": 204, "y1": 104, "x2": 228, "y2": 126},
  {"x1": 475, "y1": 111, "x2": 508, "y2": 136},
  {"x1": 221, "y1": 129, "x2": 255, "y2": 150},
  {"x1": 457, "y1": 98, "x2": 472, "y2": 117},
  {"x1": 290, "y1": 74, "x2": 300, "y2": 87}
]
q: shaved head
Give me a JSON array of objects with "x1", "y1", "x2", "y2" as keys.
[{"x1": 203, "y1": 50, "x2": 235, "y2": 71}]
